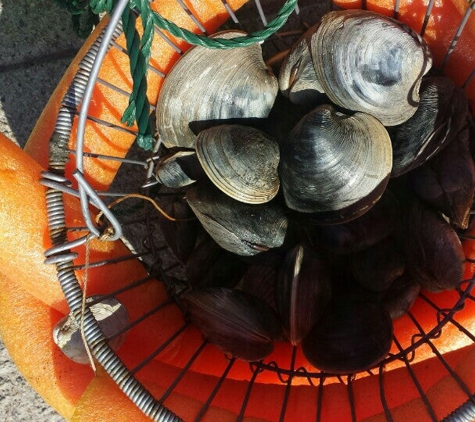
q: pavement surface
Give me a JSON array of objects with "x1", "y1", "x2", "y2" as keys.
[{"x1": 0, "y1": 1, "x2": 83, "y2": 420}]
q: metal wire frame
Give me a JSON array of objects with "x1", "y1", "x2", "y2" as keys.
[{"x1": 39, "y1": 0, "x2": 475, "y2": 421}]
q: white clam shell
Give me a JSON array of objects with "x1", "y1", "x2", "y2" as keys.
[
  {"x1": 156, "y1": 31, "x2": 278, "y2": 149},
  {"x1": 195, "y1": 125, "x2": 280, "y2": 204},
  {"x1": 311, "y1": 10, "x2": 432, "y2": 126}
]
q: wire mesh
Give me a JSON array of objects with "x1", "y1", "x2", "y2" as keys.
[{"x1": 40, "y1": 0, "x2": 475, "y2": 421}]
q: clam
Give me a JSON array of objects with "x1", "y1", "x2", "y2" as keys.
[
  {"x1": 302, "y1": 300, "x2": 393, "y2": 374},
  {"x1": 349, "y1": 235, "x2": 405, "y2": 292},
  {"x1": 408, "y1": 127, "x2": 475, "y2": 229},
  {"x1": 156, "y1": 31, "x2": 278, "y2": 149},
  {"x1": 158, "y1": 197, "x2": 200, "y2": 264},
  {"x1": 183, "y1": 287, "x2": 281, "y2": 361},
  {"x1": 241, "y1": 263, "x2": 279, "y2": 311},
  {"x1": 195, "y1": 125, "x2": 280, "y2": 204},
  {"x1": 155, "y1": 150, "x2": 202, "y2": 188},
  {"x1": 403, "y1": 198, "x2": 465, "y2": 292},
  {"x1": 310, "y1": 10, "x2": 432, "y2": 126},
  {"x1": 305, "y1": 189, "x2": 400, "y2": 254},
  {"x1": 391, "y1": 77, "x2": 469, "y2": 177},
  {"x1": 53, "y1": 296, "x2": 129, "y2": 364},
  {"x1": 185, "y1": 237, "x2": 247, "y2": 288},
  {"x1": 280, "y1": 104, "x2": 392, "y2": 221},
  {"x1": 279, "y1": 23, "x2": 325, "y2": 106},
  {"x1": 381, "y1": 273, "x2": 421, "y2": 320},
  {"x1": 275, "y1": 243, "x2": 332, "y2": 345},
  {"x1": 186, "y1": 182, "x2": 288, "y2": 257}
]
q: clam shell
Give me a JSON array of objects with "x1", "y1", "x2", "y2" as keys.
[
  {"x1": 302, "y1": 301, "x2": 393, "y2": 374},
  {"x1": 186, "y1": 182, "x2": 288, "y2": 257},
  {"x1": 279, "y1": 104, "x2": 392, "y2": 221},
  {"x1": 155, "y1": 150, "x2": 202, "y2": 188},
  {"x1": 349, "y1": 235, "x2": 405, "y2": 292},
  {"x1": 403, "y1": 198, "x2": 465, "y2": 292},
  {"x1": 381, "y1": 273, "x2": 421, "y2": 320},
  {"x1": 185, "y1": 237, "x2": 247, "y2": 288},
  {"x1": 53, "y1": 296, "x2": 129, "y2": 364},
  {"x1": 390, "y1": 77, "x2": 469, "y2": 177},
  {"x1": 305, "y1": 189, "x2": 400, "y2": 254},
  {"x1": 310, "y1": 10, "x2": 432, "y2": 126},
  {"x1": 275, "y1": 243, "x2": 332, "y2": 345},
  {"x1": 156, "y1": 31, "x2": 278, "y2": 149},
  {"x1": 279, "y1": 23, "x2": 325, "y2": 106},
  {"x1": 196, "y1": 125, "x2": 280, "y2": 204},
  {"x1": 158, "y1": 197, "x2": 199, "y2": 264},
  {"x1": 183, "y1": 287, "x2": 281, "y2": 362},
  {"x1": 408, "y1": 127, "x2": 475, "y2": 229}
]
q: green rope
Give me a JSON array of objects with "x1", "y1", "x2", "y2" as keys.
[
  {"x1": 120, "y1": 0, "x2": 155, "y2": 150},
  {"x1": 145, "y1": 0, "x2": 298, "y2": 49}
]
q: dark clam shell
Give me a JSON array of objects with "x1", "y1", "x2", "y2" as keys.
[
  {"x1": 390, "y1": 76, "x2": 469, "y2": 177},
  {"x1": 185, "y1": 237, "x2": 247, "y2": 288},
  {"x1": 241, "y1": 263, "x2": 279, "y2": 311},
  {"x1": 155, "y1": 150, "x2": 202, "y2": 188},
  {"x1": 403, "y1": 198, "x2": 465, "y2": 292},
  {"x1": 381, "y1": 273, "x2": 421, "y2": 320},
  {"x1": 158, "y1": 197, "x2": 199, "y2": 264},
  {"x1": 183, "y1": 287, "x2": 281, "y2": 361},
  {"x1": 349, "y1": 235, "x2": 405, "y2": 292},
  {"x1": 279, "y1": 104, "x2": 392, "y2": 222},
  {"x1": 408, "y1": 127, "x2": 475, "y2": 229},
  {"x1": 305, "y1": 190, "x2": 400, "y2": 254},
  {"x1": 302, "y1": 301, "x2": 393, "y2": 374},
  {"x1": 275, "y1": 243, "x2": 332, "y2": 345},
  {"x1": 186, "y1": 182, "x2": 288, "y2": 256}
]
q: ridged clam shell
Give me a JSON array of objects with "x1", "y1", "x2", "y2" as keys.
[
  {"x1": 186, "y1": 182, "x2": 288, "y2": 257},
  {"x1": 183, "y1": 287, "x2": 281, "y2": 362},
  {"x1": 156, "y1": 31, "x2": 278, "y2": 149},
  {"x1": 279, "y1": 104, "x2": 392, "y2": 221},
  {"x1": 310, "y1": 10, "x2": 432, "y2": 126},
  {"x1": 196, "y1": 125, "x2": 280, "y2": 204}
]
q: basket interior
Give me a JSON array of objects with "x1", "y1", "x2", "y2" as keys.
[{"x1": 41, "y1": 0, "x2": 475, "y2": 420}]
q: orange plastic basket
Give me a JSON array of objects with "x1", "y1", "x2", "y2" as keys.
[{"x1": 4, "y1": 0, "x2": 475, "y2": 420}]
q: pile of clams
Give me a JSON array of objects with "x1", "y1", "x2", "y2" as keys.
[{"x1": 153, "y1": 10, "x2": 473, "y2": 374}]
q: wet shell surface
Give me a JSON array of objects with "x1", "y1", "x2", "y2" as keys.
[
  {"x1": 186, "y1": 182, "x2": 288, "y2": 256},
  {"x1": 156, "y1": 30, "x2": 278, "y2": 149},
  {"x1": 310, "y1": 10, "x2": 432, "y2": 126},
  {"x1": 279, "y1": 104, "x2": 392, "y2": 221},
  {"x1": 183, "y1": 287, "x2": 281, "y2": 361},
  {"x1": 195, "y1": 125, "x2": 280, "y2": 204},
  {"x1": 52, "y1": 296, "x2": 129, "y2": 364}
]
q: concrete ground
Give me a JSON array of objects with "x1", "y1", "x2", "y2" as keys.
[{"x1": 0, "y1": 1, "x2": 84, "y2": 420}]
